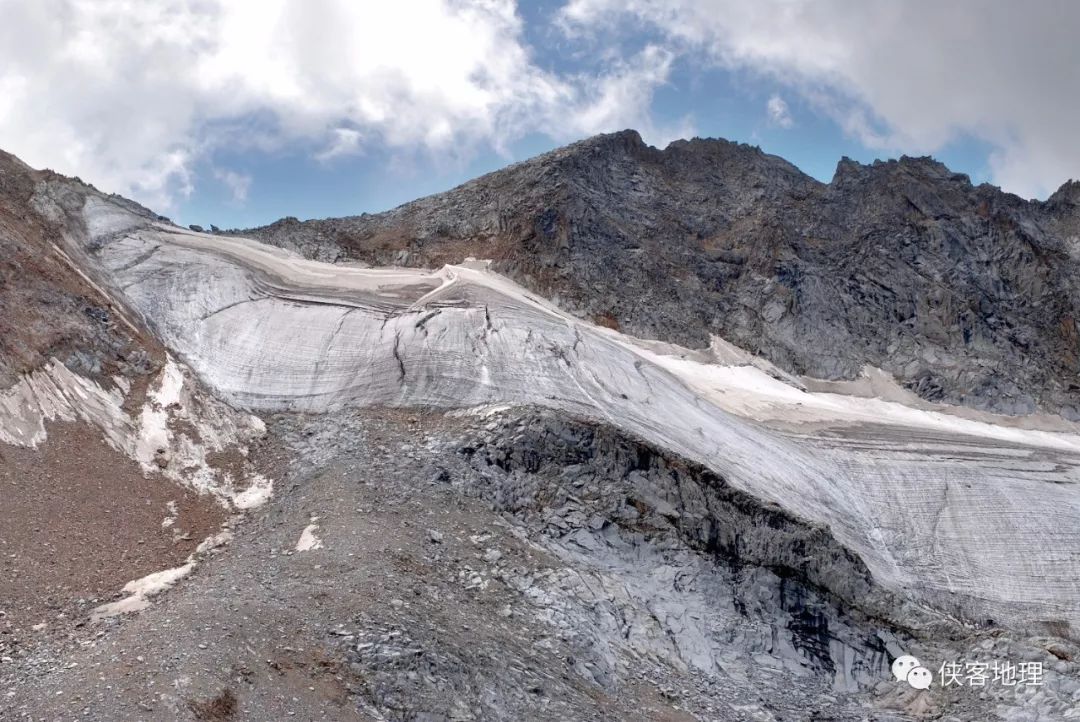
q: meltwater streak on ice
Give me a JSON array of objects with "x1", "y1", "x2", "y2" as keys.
[{"x1": 77, "y1": 201, "x2": 1080, "y2": 634}]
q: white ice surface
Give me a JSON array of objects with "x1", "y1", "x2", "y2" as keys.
[
  {"x1": 0, "y1": 354, "x2": 270, "y2": 509},
  {"x1": 64, "y1": 204, "x2": 1080, "y2": 632}
]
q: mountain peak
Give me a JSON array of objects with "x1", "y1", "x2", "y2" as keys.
[
  {"x1": 581, "y1": 128, "x2": 647, "y2": 148},
  {"x1": 830, "y1": 153, "x2": 972, "y2": 189},
  {"x1": 1048, "y1": 178, "x2": 1080, "y2": 207},
  {"x1": 832, "y1": 153, "x2": 947, "y2": 176}
]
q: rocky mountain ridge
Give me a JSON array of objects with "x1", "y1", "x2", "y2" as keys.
[{"x1": 240, "y1": 130, "x2": 1080, "y2": 419}]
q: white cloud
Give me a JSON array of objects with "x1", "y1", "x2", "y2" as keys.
[
  {"x1": 213, "y1": 168, "x2": 252, "y2": 204},
  {"x1": 560, "y1": 45, "x2": 694, "y2": 147},
  {"x1": 12, "y1": 1, "x2": 1069, "y2": 207},
  {"x1": 766, "y1": 94, "x2": 793, "y2": 129},
  {"x1": 0, "y1": 0, "x2": 672, "y2": 211},
  {"x1": 315, "y1": 128, "x2": 365, "y2": 163},
  {"x1": 559, "y1": 0, "x2": 1080, "y2": 199}
]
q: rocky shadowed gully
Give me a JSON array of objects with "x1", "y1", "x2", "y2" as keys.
[{"x1": 2, "y1": 134, "x2": 1080, "y2": 721}]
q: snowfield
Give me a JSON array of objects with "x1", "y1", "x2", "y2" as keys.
[{"x1": 58, "y1": 197, "x2": 1080, "y2": 636}]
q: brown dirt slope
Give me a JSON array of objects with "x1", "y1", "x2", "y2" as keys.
[
  {"x1": 0, "y1": 150, "x2": 162, "y2": 389},
  {"x1": 0, "y1": 422, "x2": 226, "y2": 640}
]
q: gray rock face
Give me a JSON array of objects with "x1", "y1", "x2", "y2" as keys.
[
  {"x1": 455, "y1": 409, "x2": 896, "y2": 692},
  {"x1": 272, "y1": 408, "x2": 1080, "y2": 721},
  {"x1": 239, "y1": 130, "x2": 1080, "y2": 418}
]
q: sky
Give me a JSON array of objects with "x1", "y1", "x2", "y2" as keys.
[{"x1": 0, "y1": 0, "x2": 1077, "y2": 229}]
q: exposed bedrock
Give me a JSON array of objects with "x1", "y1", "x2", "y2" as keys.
[
  {"x1": 455, "y1": 408, "x2": 906, "y2": 690},
  {"x1": 253, "y1": 408, "x2": 1080, "y2": 721}
]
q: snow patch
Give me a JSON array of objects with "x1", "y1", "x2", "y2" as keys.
[
  {"x1": 296, "y1": 519, "x2": 324, "y2": 551},
  {"x1": 91, "y1": 563, "x2": 194, "y2": 621},
  {"x1": 0, "y1": 357, "x2": 273, "y2": 509},
  {"x1": 90, "y1": 529, "x2": 233, "y2": 622},
  {"x1": 162, "y1": 500, "x2": 179, "y2": 529},
  {"x1": 448, "y1": 403, "x2": 519, "y2": 418},
  {"x1": 0, "y1": 359, "x2": 132, "y2": 448},
  {"x1": 645, "y1": 352, "x2": 1080, "y2": 455},
  {"x1": 135, "y1": 357, "x2": 184, "y2": 467},
  {"x1": 233, "y1": 474, "x2": 274, "y2": 510}
]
